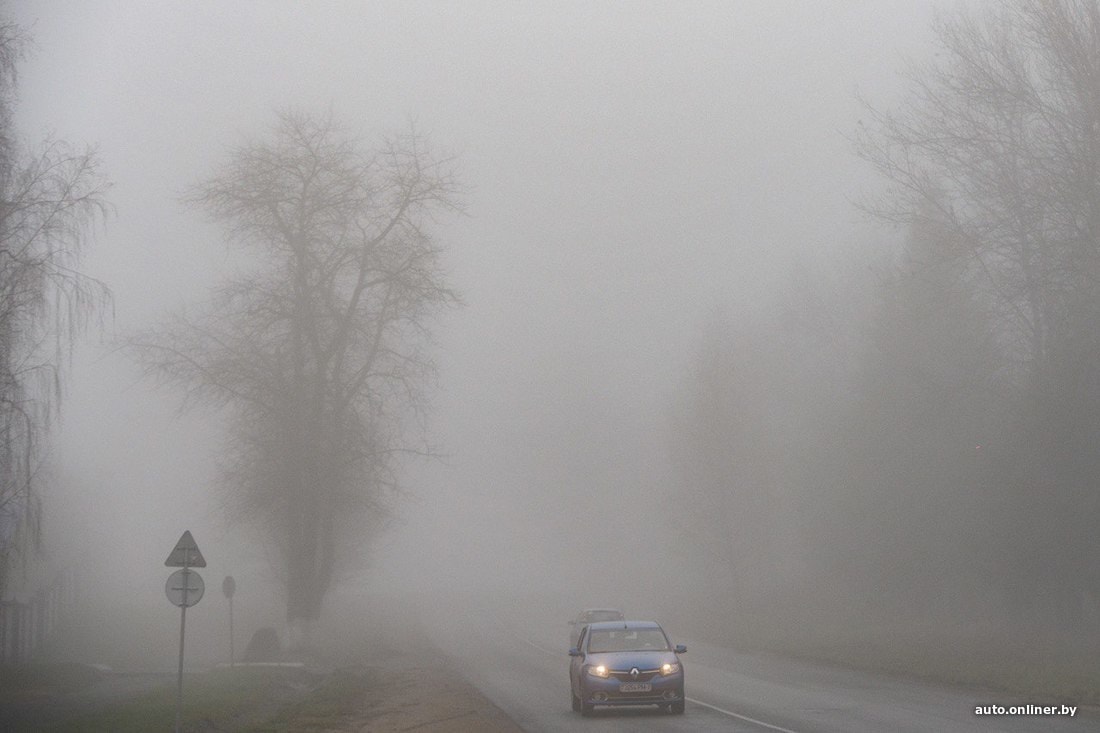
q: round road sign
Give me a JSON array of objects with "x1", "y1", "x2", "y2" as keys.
[{"x1": 165, "y1": 568, "x2": 205, "y2": 608}]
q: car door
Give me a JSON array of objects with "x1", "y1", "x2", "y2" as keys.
[{"x1": 570, "y1": 625, "x2": 588, "y2": 693}]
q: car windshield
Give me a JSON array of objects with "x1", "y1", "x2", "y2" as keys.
[
  {"x1": 587, "y1": 628, "x2": 669, "y2": 652},
  {"x1": 583, "y1": 611, "x2": 622, "y2": 623}
]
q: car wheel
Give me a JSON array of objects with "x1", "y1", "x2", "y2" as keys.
[
  {"x1": 671, "y1": 699, "x2": 685, "y2": 714},
  {"x1": 581, "y1": 700, "x2": 595, "y2": 717},
  {"x1": 571, "y1": 691, "x2": 581, "y2": 712}
]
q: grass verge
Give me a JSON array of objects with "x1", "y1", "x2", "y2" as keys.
[{"x1": 24, "y1": 666, "x2": 328, "y2": 733}]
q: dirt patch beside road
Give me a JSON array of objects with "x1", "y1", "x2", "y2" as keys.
[
  {"x1": 313, "y1": 663, "x2": 522, "y2": 732},
  {"x1": 298, "y1": 601, "x2": 525, "y2": 732}
]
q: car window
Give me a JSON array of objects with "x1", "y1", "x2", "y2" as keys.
[
  {"x1": 576, "y1": 626, "x2": 587, "y2": 649},
  {"x1": 587, "y1": 628, "x2": 670, "y2": 653}
]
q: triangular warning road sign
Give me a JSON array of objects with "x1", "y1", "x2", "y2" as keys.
[{"x1": 165, "y1": 530, "x2": 207, "y2": 567}]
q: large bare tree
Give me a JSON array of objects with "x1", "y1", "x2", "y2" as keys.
[
  {"x1": 855, "y1": 0, "x2": 1100, "y2": 380},
  {"x1": 131, "y1": 110, "x2": 462, "y2": 628}
]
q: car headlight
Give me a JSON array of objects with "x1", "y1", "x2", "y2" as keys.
[
  {"x1": 661, "y1": 662, "x2": 680, "y2": 676},
  {"x1": 587, "y1": 664, "x2": 610, "y2": 678}
]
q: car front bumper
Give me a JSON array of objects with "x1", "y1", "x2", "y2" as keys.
[{"x1": 580, "y1": 672, "x2": 684, "y2": 706}]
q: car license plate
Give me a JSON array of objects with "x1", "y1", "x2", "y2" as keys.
[{"x1": 619, "y1": 682, "x2": 652, "y2": 693}]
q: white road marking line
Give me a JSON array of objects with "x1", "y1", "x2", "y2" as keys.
[
  {"x1": 687, "y1": 697, "x2": 803, "y2": 733},
  {"x1": 523, "y1": 637, "x2": 560, "y2": 657}
]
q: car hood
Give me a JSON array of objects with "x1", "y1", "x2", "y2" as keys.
[{"x1": 586, "y1": 650, "x2": 679, "y2": 671}]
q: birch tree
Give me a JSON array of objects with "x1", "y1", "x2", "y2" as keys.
[{"x1": 0, "y1": 19, "x2": 111, "y2": 598}]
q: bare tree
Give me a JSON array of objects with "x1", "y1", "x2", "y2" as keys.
[
  {"x1": 855, "y1": 0, "x2": 1100, "y2": 381},
  {"x1": 130, "y1": 110, "x2": 462, "y2": 630},
  {"x1": 0, "y1": 19, "x2": 111, "y2": 598}
]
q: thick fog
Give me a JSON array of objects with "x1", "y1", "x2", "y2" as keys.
[{"x1": 23, "y1": 0, "x2": 1073, "y2": 675}]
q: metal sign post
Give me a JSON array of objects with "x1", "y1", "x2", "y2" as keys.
[
  {"x1": 222, "y1": 575, "x2": 236, "y2": 667},
  {"x1": 165, "y1": 531, "x2": 206, "y2": 733}
]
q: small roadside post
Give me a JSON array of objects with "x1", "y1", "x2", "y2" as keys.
[
  {"x1": 165, "y1": 530, "x2": 207, "y2": 733},
  {"x1": 222, "y1": 575, "x2": 236, "y2": 667}
]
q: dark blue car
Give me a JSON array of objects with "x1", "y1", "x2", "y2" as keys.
[{"x1": 568, "y1": 620, "x2": 687, "y2": 716}]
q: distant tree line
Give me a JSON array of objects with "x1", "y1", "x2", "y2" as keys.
[{"x1": 665, "y1": 0, "x2": 1100, "y2": 661}]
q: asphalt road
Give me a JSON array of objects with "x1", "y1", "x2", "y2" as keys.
[{"x1": 420, "y1": 596, "x2": 1098, "y2": 733}]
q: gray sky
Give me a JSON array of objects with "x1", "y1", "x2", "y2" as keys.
[{"x1": 10, "y1": 0, "x2": 940, "y2": 649}]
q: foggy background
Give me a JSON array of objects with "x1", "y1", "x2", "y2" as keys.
[{"x1": 13, "y1": 0, "x2": 1088, "y2": 694}]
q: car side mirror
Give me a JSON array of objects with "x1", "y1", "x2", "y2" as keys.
[
  {"x1": 568, "y1": 647, "x2": 582, "y2": 656},
  {"x1": 674, "y1": 644, "x2": 687, "y2": 654}
]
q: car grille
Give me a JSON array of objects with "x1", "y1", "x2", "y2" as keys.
[{"x1": 610, "y1": 669, "x2": 658, "y2": 682}]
